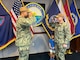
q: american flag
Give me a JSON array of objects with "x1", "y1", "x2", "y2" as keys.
[{"x1": 10, "y1": 0, "x2": 22, "y2": 36}]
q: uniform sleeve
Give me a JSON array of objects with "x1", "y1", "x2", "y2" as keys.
[
  {"x1": 64, "y1": 23, "x2": 72, "y2": 44},
  {"x1": 17, "y1": 18, "x2": 28, "y2": 24},
  {"x1": 16, "y1": 17, "x2": 30, "y2": 30},
  {"x1": 27, "y1": 17, "x2": 36, "y2": 25}
]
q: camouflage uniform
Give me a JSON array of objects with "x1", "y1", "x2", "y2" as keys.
[
  {"x1": 15, "y1": 16, "x2": 36, "y2": 60},
  {"x1": 50, "y1": 22, "x2": 71, "y2": 60}
]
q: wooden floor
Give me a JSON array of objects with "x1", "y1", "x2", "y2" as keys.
[{"x1": 0, "y1": 52, "x2": 80, "y2": 60}]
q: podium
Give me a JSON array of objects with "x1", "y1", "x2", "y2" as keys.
[{"x1": 70, "y1": 37, "x2": 80, "y2": 52}]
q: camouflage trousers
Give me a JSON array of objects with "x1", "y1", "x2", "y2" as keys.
[
  {"x1": 55, "y1": 43, "x2": 66, "y2": 60},
  {"x1": 18, "y1": 46, "x2": 30, "y2": 60}
]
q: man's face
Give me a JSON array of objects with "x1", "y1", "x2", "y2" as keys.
[
  {"x1": 57, "y1": 17, "x2": 63, "y2": 22},
  {"x1": 23, "y1": 11, "x2": 28, "y2": 18}
]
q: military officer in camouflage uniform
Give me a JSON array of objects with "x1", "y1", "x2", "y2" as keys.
[
  {"x1": 15, "y1": 6, "x2": 36, "y2": 60},
  {"x1": 49, "y1": 13, "x2": 71, "y2": 60}
]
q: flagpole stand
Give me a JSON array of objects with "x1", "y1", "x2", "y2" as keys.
[{"x1": 65, "y1": 49, "x2": 73, "y2": 54}]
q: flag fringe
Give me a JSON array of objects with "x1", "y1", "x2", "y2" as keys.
[{"x1": 0, "y1": 37, "x2": 16, "y2": 50}]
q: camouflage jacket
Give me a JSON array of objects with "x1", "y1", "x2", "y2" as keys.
[
  {"x1": 50, "y1": 22, "x2": 71, "y2": 44},
  {"x1": 15, "y1": 16, "x2": 36, "y2": 47}
]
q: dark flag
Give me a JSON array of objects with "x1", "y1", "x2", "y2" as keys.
[
  {"x1": 70, "y1": 0, "x2": 80, "y2": 38},
  {"x1": 0, "y1": 2, "x2": 15, "y2": 50},
  {"x1": 42, "y1": 0, "x2": 60, "y2": 37}
]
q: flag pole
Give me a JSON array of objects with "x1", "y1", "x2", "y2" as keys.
[
  {"x1": 0, "y1": 0, "x2": 1, "y2": 3},
  {"x1": 20, "y1": 0, "x2": 24, "y2": 6},
  {"x1": 56, "y1": 0, "x2": 58, "y2": 4}
]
